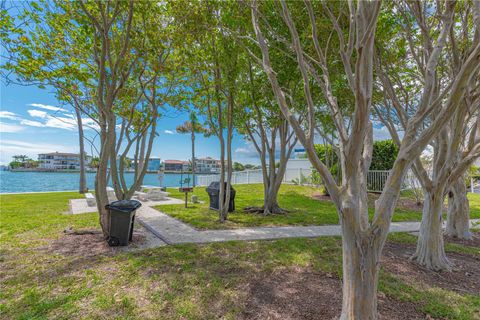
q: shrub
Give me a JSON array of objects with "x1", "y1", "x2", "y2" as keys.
[{"x1": 370, "y1": 140, "x2": 399, "y2": 170}]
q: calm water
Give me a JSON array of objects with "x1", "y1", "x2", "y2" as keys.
[{"x1": 0, "y1": 171, "x2": 198, "y2": 193}]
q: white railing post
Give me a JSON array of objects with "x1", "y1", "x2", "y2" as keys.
[
  {"x1": 299, "y1": 168, "x2": 302, "y2": 185},
  {"x1": 471, "y1": 176, "x2": 474, "y2": 193},
  {"x1": 247, "y1": 170, "x2": 250, "y2": 184}
]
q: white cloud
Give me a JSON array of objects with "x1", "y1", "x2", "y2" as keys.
[
  {"x1": 24, "y1": 109, "x2": 99, "y2": 131},
  {"x1": 0, "y1": 140, "x2": 78, "y2": 165},
  {"x1": 373, "y1": 125, "x2": 396, "y2": 141},
  {"x1": 235, "y1": 147, "x2": 252, "y2": 154},
  {"x1": 28, "y1": 109, "x2": 48, "y2": 118},
  {"x1": 235, "y1": 145, "x2": 258, "y2": 158},
  {"x1": 20, "y1": 119, "x2": 44, "y2": 127},
  {"x1": 164, "y1": 130, "x2": 175, "y2": 135},
  {"x1": 0, "y1": 122, "x2": 24, "y2": 133},
  {"x1": 28, "y1": 103, "x2": 66, "y2": 112},
  {"x1": 0, "y1": 111, "x2": 20, "y2": 120},
  {"x1": 44, "y1": 117, "x2": 77, "y2": 130}
]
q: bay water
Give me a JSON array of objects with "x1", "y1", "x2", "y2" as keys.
[{"x1": 0, "y1": 171, "x2": 198, "y2": 193}]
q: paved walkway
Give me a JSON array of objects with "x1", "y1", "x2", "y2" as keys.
[
  {"x1": 135, "y1": 205, "x2": 480, "y2": 245},
  {"x1": 69, "y1": 197, "x2": 184, "y2": 214}
]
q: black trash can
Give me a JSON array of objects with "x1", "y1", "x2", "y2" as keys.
[
  {"x1": 206, "y1": 182, "x2": 236, "y2": 212},
  {"x1": 105, "y1": 200, "x2": 142, "y2": 246}
]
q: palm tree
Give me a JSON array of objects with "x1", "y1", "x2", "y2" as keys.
[
  {"x1": 176, "y1": 112, "x2": 206, "y2": 187},
  {"x1": 13, "y1": 155, "x2": 29, "y2": 163}
]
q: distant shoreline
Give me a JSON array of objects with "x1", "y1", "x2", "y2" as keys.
[{"x1": 3, "y1": 170, "x2": 218, "y2": 174}]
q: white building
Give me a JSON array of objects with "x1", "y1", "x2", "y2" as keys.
[
  {"x1": 38, "y1": 152, "x2": 91, "y2": 171},
  {"x1": 195, "y1": 157, "x2": 221, "y2": 173}
]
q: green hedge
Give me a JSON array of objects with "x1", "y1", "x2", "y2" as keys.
[
  {"x1": 370, "y1": 140, "x2": 399, "y2": 170},
  {"x1": 312, "y1": 140, "x2": 399, "y2": 172}
]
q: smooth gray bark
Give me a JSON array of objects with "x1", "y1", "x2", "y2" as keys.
[
  {"x1": 191, "y1": 129, "x2": 196, "y2": 187},
  {"x1": 412, "y1": 188, "x2": 452, "y2": 271},
  {"x1": 340, "y1": 222, "x2": 380, "y2": 320},
  {"x1": 74, "y1": 106, "x2": 87, "y2": 194},
  {"x1": 251, "y1": 0, "x2": 479, "y2": 318},
  {"x1": 446, "y1": 177, "x2": 472, "y2": 240}
]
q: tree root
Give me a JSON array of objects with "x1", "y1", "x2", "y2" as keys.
[
  {"x1": 410, "y1": 252, "x2": 453, "y2": 272},
  {"x1": 64, "y1": 226, "x2": 103, "y2": 235},
  {"x1": 243, "y1": 206, "x2": 289, "y2": 215}
]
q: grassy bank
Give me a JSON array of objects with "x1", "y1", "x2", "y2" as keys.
[
  {"x1": 159, "y1": 184, "x2": 480, "y2": 230},
  {"x1": 1, "y1": 191, "x2": 479, "y2": 319}
]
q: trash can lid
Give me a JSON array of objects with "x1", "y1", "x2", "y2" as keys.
[{"x1": 105, "y1": 200, "x2": 142, "y2": 212}]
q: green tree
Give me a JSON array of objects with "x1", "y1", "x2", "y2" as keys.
[
  {"x1": 176, "y1": 112, "x2": 207, "y2": 187},
  {"x1": 172, "y1": 0, "x2": 244, "y2": 222},
  {"x1": 2, "y1": 1, "x2": 180, "y2": 236},
  {"x1": 232, "y1": 162, "x2": 245, "y2": 171},
  {"x1": 8, "y1": 161, "x2": 22, "y2": 169}
]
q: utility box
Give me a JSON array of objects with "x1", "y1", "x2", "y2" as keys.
[
  {"x1": 105, "y1": 200, "x2": 142, "y2": 246},
  {"x1": 206, "y1": 182, "x2": 236, "y2": 212}
]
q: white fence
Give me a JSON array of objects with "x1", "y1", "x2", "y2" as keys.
[
  {"x1": 196, "y1": 168, "x2": 314, "y2": 187},
  {"x1": 197, "y1": 168, "x2": 417, "y2": 193}
]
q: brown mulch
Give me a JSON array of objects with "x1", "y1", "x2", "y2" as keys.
[
  {"x1": 240, "y1": 268, "x2": 424, "y2": 320},
  {"x1": 444, "y1": 231, "x2": 480, "y2": 248},
  {"x1": 44, "y1": 230, "x2": 147, "y2": 257},
  {"x1": 240, "y1": 240, "x2": 480, "y2": 320},
  {"x1": 382, "y1": 242, "x2": 480, "y2": 295}
]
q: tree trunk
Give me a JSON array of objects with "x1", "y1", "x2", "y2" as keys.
[
  {"x1": 340, "y1": 219, "x2": 381, "y2": 320},
  {"x1": 192, "y1": 130, "x2": 196, "y2": 187},
  {"x1": 264, "y1": 188, "x2": 281, "y2": 214},
  {"x1": 446, "y1": 178, "x2": 471, "y2": 240},
  {"x1": 411, "y1": 189, "x2": 452, "y2": 271},
  {"x1": 138, "y1": 130, "x2": 147, "y2": 174},
  {"x1": 263, "y1": 161, "x2": 287, "y2": 215},
  {"x1": 75, "y1": 107, "x2": 87, "y2": 194},
  {"x1": 218, "y1": 133, "x2": 227, "y2": 222},
  {"x1": 95, "y1": 115, "x2": 116, "y2": 237}
]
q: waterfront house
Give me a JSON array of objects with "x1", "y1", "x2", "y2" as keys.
[
  {"x1": 195, "y1": 157, "x2": 221, "y2": 173},
  {"x1": 163, "y1": 159, "x2": 189, "y2": 172},
  {"x1": 147, "y1": 157, "x2": 161, "y2": 172},
  {"x1": 38, "y1": 152, "x2": 92, "y2": 171}
]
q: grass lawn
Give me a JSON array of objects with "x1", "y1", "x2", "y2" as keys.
[
  {"x1": 1, "y1": 192, "x2": 480, "y2": 319},
  {"x1": 159, "y1": 184, "x2": 480, "y2": 230}
]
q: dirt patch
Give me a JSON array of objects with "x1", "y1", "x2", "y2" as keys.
[
  {"x1": 445, "y1": 231, "x2": 480, "y2": 248},
  {"x1": 240, "y1": 268, "x2": 424, "y2": 320},
  {"x1": 382, "y1": 242, "x2": 480, "y2": 295},
  {"x1": 44, "y1": 229, "x2": 148, "y2": 257}
]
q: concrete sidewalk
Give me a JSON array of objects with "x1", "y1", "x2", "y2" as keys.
[
  {"x1": 69, "y1": 197, "x2": 184, "y2": 214},
  {"x1": 135, "y1": 205, "x2": 480, "y2": 245}
]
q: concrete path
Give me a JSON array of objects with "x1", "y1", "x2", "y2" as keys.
[
  {"x1": 135, "y1": 205, "x2": 480, "y2": 245},
  {"x1": 69, "y1": 197, "x2": 184, "y2": 214}
]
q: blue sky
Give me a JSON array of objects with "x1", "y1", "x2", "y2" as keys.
[
  {"x1": 0, "y1": 81, "x2": 262, "y2": 165},
  {"x1": 0, "y1": 81, "x2": 393, "y2": 166},
  {"x1": 0, "y1": 2, "x2": 393, "y2": 167},
  {"x1": 0, "y1": 2, "x2": 264, "y2": 166}
]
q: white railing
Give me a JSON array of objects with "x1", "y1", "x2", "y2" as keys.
[
  {"x1": 197, "y1": 168, "x2": 423, "y2": 193},
  {"x1": 470, "y1": 175, "x2": 480, "y2": 193},
  {"x1": 367, "y1": 170, "x2": 390, "y2": 193},
  {"x1": 196, "y1": 168, "x2": 315, "y2": 187}
]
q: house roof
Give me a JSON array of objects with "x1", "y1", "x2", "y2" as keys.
[
  {"x1": 197, "y1": 157, "x2": 214, "y2": 160},
  {"x1": 164, "y1": 160, "x2": 188, "y2": 164},
  {"x1": 38, "y1": 152, "x2": 89, "y2": 157}
]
